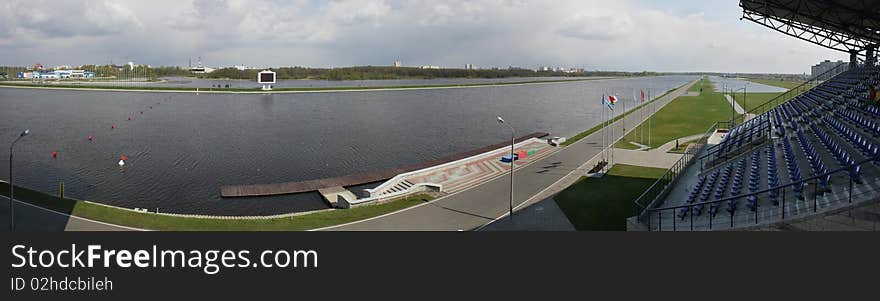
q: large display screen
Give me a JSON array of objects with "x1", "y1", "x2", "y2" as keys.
[{"x1": 259, "y1": 72, "x2": 275, "y2": 83}]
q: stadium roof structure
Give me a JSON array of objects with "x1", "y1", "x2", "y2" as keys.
[{"x1": 740, "y1": 0, "x2": 880, "y2": 60}]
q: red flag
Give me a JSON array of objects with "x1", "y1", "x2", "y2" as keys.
[{"x1": 641, "y1": 89, "x2": 645, "y2": 102}]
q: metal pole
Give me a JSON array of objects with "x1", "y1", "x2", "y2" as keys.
[
  {"x1": 849, "y1": 175, "x2": 853, "y2": 203},
  {"x1": 9, "y1": 141, "x2": 15, "y2": 231},
  {"x1": 9, "y1": 132, "x2": 26, "y2": 231},
  {"x1": 509, "y1": 127, "x2": 514, "y2": 221},
  {"x1": 782, "y1": 189, "x2": 786, "y2": 220}
]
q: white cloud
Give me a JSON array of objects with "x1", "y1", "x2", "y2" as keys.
[{"x1": 0, "y1": 0, "x2": 849, "y2": 73}]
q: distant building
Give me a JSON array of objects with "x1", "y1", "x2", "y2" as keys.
[
  {"x1": 465, "y1": 64, "x2": 474, "y2": 70},
  {"x1": 419, "y1": 65, "x2": 440, "y2": 69},
  {"x1": 811, "y1": 60, "x2": 846, "y2": 77},
  {"x1": 33, "y1": 63, "x2": 43, "y2": 70},
  {"x1": 393, "y1": 60, "x2": 402, "y2": 68}
]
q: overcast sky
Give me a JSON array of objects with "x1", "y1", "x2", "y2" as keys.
[{"x1": 0, "y1": 0, "x2": 849, "y2": 74}]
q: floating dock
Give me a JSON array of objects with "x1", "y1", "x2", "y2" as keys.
[{"x1": 219, "y1": 132, "x2": 549, "y2": 198}]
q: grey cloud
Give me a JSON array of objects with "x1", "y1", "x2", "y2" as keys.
[{"x1": 5, "y1": 0, "x2": 142, "y2": 38}]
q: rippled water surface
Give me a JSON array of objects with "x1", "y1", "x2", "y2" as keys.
[{"x1": 0, "y1": 76, "x2": 697, "y2": 215}]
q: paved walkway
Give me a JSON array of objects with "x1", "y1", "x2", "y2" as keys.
[
  {"x1": 321, "y1": 80, "x2": 699, "y2": 230},
  {"x1": 725, "y1": 94, "x2": 756, "y2": 121},
  {"x1": 371, "y1": 138, "x2": 556, "y2": 196},
  {"x1": 478, "y1": 196, "x2": 575, "y2": 231},
  {"x1": 612, "y1": 134, "x2": 705, "y2": 169}
]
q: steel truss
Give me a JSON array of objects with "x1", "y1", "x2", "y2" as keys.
[{"x1": 741, "y1": 0, "x2": 880, "y2": 61}]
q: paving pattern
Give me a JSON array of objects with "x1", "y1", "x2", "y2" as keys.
[{"x1": 373, "y1": 138, "x2": 557, "y2": 195}]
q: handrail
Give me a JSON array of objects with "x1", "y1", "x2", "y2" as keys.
[
  {"x1": 701, "y1": 63, "x2": 853, "y2": 163},
  {"x1": 633, "y1": 121, "x2": 721, "y2": 214},
  {"x1": 645, "y1": 154, "x2": 878, "y2": 213},
  {"x1": 724, "y1": 62, "x2": 851, "y2": 124}
]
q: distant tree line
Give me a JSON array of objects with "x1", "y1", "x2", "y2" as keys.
[
  {"x1": 203, "y1": 66, "x2": 657, "y2": 80},
  {"x1": 1, "y1": 65, "x2": 662, "y2": 81}
]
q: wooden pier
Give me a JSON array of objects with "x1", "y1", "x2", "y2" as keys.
[{"x1": 220, "y1": 132, "x2": 549, "y2": 198}]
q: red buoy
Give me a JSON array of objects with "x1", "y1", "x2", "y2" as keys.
[
  {"x1": 111, "y1": 123, "x2": 116, "y2": 129},
  {"x1": 128, "y1": 116, "x2": 132, "y2": 121},
  {"x1": 121, "y1": 154, "x2": 128, "y2": 161},
  {"x1": 88, "y1": 135, "x2": 94, "y2": 141},
  {"x1": 52, "y1": 151, "x2": 57, "y2": 158}
]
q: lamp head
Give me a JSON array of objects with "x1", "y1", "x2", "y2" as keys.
[
  {"x1": 20, "y1": 129, "x2": 29, "y2": 137},
  {"x1": 496, "y1": 116, "x2": 505, "y2": 124}
]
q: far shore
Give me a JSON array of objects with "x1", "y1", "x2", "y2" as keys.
[{"x1": 0, "y1": 76, "x2": 622, "y2": 94}]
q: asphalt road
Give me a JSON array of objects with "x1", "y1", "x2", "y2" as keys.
[{"x1": 320, "y1": 80, "x2": 698, "y2": 230}]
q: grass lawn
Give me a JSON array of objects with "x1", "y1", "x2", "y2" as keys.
[
  {"x1": 0, "y1": 182, "x2": 432, "y2": 231},
  {"x1": 561, "y1": 83, "x2": 686, "y2": 147},
  {"x1": 744, "y1": 78, "x2": 803, "y2": 90},
  {"x1": 730, "y1": 92, "x2": 787, "y2": 115},
  {"x1": 687, "y1": 78, "x2": 706, "y2": 92},
  {"x1": 668, "y1": 141, "x2": 696, "y2": 153},
  {"x1": 614, "y1": 78, "x2": 730, "y2": 149},
  {"x1": 554, "y1": 164, "x2": 667, "y2": 230}
]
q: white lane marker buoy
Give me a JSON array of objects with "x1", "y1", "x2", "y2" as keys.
[{"x1": 118, "y1": 160, "x2": 125, "y2": 166}]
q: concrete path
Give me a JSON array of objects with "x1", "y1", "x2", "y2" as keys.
[
  {"x1": 611, "y1": 148, "x2": 682, "y2": 169},
  {"x1": 611, "y1": 133, "x2": 705, "y2": 169},
  {"x1": 478, "y1": 196, "x2": 576, "y2": 231},
  {"x1": 320, "y1": 79, "x2": 699, "y2": 231},
  {"x1": 725, "y1": 94, "x2": 757, "y2": 121}
]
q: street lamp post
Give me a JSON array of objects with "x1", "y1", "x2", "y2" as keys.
[
  {"x1": 733, "y1": 86, "x2": 747, "y2": 123},
  {"x1": 497, "y1": 116, "x2": 514, "y2": 221},
  {"x1": 9, "y1": 129, "x2": 29, "y2": 231}
]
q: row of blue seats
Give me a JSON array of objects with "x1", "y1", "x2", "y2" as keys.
[
  {"x1": 726, "y1": 158, "x2": 747, "y2": 214},
  {"x1": 795, "y1": 131, "x2": 831, "y2": 192},
  {"x1": 825, "y1": 115, "x2": 880, "y2": 159},
  {"x1": 811, "y1": 123, "x2": 851, "y2": 168},
  {"x1": 692, "y1": 169, "x2": 721, "y2": 217},
  {"x1": 745, "y1": 150, "x2": 762, "y2": 211},
  {"x1": 767, "y1": 143, "x2": 780, "y2": 205},
  {"x1": 837, "y1": 109, "x2": 880, "y2": 138},
  {"x1": 708, "y1": 165, "x2": 733, "y2": 217},
  {"x1": 678, "y1": 174, "x2": 709, "y2": 220},
  {"x1": 822, "y1": 116, "x2": 865, "y2": 183},
  {"x1": 781, "y1": 138, "x2": 805, "y2": 200}
]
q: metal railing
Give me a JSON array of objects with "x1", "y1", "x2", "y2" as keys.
[
  {"x1": 633, "y1": 121, "x2": 723, "y2": 217},
  {"x1": 699, "y1": 64, "x2": 852, "y2": 173},
  {"x1": 642, "y1": 154, "x2": 879, "y2": 231},
  {"x1": 632, "y1": 64, "x2": 872, "y2": 230},
  {"x1": 728, "y1": 62, "x2": 851, "y2": 123}
]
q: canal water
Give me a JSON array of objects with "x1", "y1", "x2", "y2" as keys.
[{"x1": 0, "y1": 75, "x2": 697, "y2": 215}]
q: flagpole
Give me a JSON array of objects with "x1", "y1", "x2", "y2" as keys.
[
  {"x1": 601, "y1": 92, "x2": 605, "y2": 162},
  {"x1": 602, "y1": 91, "x2": 611, "y2": 162}
]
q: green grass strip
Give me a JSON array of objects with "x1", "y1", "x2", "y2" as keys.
[
  {"x1": 560, "y1": 83, "x2": 685, "y2": 146},
  {"x1": 554, "y1": 164, "x2": 666, "y2": 230},
  {"x1": 614, "y1": 77, "x2": 730, "y2": 149},
  {"x1": 1, "y1": 182, "x2": 432, "y2": 231}
]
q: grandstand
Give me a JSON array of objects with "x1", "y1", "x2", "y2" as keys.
[{"x1": 629, "y1": 0, "x2": 880, "y2": 231}]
